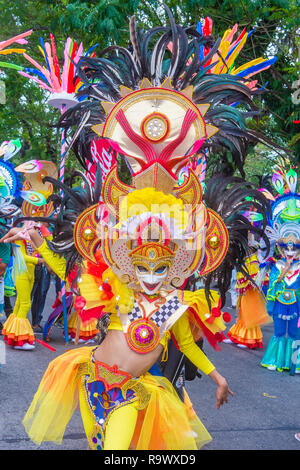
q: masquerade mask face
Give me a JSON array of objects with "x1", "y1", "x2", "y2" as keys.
[
  {"x1": 129, "y1": 241, "x2": 175, "y2": 294},
  {"x1": 277, "y1": 235, "x2": 300, "y2": 260},
  {"x1": 134, "y1": 262, "x2": 170, "y2": 294}
]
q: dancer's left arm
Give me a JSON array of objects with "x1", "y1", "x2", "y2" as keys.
[{"x1": 171, "y1": 311, "x2": 234, "y2": 408}]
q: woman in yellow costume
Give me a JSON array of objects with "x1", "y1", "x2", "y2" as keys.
[
  {"x1": 2, "y1": 235, "x2": 44, "y2": 350},
  {"x1": 224, "y1": 246, "x2": 271, "y2": 349},
  {"x1": 2, "y1": 160, "x2": 59, "y2": 350},
  {"x1": 3, "y1": 6, "x2": 278, "y2": 449}
]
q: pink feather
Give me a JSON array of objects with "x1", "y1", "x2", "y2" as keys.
[
  {"x1": 45, "y1": 42, "x2": 61, "y2": 92},
  {"x1": 0, "y1": 30, "x2": 33, "y2": 51},
  {"x1": 18, "y1": 71, "x2": 53, "y2": 92}
]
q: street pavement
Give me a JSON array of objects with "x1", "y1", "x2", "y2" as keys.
[{"x1": 0, "y1": 283, "x2": 299, "y2": 451}]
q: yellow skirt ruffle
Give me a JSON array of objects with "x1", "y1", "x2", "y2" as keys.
[
  {"x1": 67, "y1": 311, "x2": 99, "y2": 340},
  {"x1": 227, "y1": 320, "x2": 263, "y2": 348},
  {"x1": 2, "y1": 313, "x2": 35, "y2": 346},
  {"x1": 23, "y1": 347, "x2": 212, "y2": 450}
]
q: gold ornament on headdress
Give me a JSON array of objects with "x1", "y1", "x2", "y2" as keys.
[
  {"x1": 92, "y1": 78, "x2": 217, "y2": 192},
  {"x1": 129, "y1": 242, "x2": 175, "y2": 268}
]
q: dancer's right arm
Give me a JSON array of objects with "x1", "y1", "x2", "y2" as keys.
[
  {"x1": 36, "y1": 239, "x2": 66, "y2": 280},
  {"x1": 0, "y1": 227, "x2": 66, "y2": 280}
]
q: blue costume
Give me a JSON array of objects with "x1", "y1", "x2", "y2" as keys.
[
  {"x1": 260, "y1": 165, "x2": 300, "y2": 373},
  {"x1": 261, "y1": 259, "x2": 300, "y2": 371}
]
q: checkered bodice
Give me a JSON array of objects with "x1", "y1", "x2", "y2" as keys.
[
  {"x1": 119, "y1": 290, "x2": 189, "y2": 340},
  {"x1": 129, "y1": 295, "x2": 180, "y2": 326}
]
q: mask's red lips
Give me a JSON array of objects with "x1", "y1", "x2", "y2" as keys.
[{"x1": 143, "y1": 281, "x2": 159, "y2": 291}]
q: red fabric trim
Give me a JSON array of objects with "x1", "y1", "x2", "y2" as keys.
[
  {"x1": 226, "y1": 332, "x2": 263, "y2": 349},
  {"x1": 170, "y1": 331, "x2": 180, "y2": 351},
  {"x1": 189, "y1": 306, "x2": 222, "y2": 351},
  {"x1": 78, "y1": 306, "x2": 105, "y2": 322},
  {"x1": 4, "y1": 336, "x2": 34, "y2": 347},
  {"x1": 35, "y1": 339, "x2": 56, "y2": 351},
  {"x1": 133, "y1": 160, "x2": 177, "y2": 180},
  {"x1": 68, "y1": 330, "x2": 98, "y2": 340}
]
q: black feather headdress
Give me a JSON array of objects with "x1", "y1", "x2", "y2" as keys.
[{"x1": 202, "y1": 175, "x2": 271, "y2": 308}]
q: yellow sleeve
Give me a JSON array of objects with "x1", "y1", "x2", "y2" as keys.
[
  {"x1": 17, "y1": 241, "x2": 39, "y2": 265},
  {"x1": 37, "y1": 240, "x2": 67, "y2": 280},
  {"x1": 171, "y1": 311, "x2": 215, "y2": 375}
]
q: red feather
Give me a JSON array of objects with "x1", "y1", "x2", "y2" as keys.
[
  {"x1": 78, "y1": 305, "x2": 106, "y2": 322},
  {"x1": 67, "y1": 41, "x2": 77, "y2": 93}
]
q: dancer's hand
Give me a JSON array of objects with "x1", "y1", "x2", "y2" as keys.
[
  {"x1": 0, "y1": 227, "x2": 44, "y2": 248},
  {"x1": 209, "y1": 369, "x2": 234, "y2": 409},
  {"x1": 0, "y1": 227, "x2": 24, "y2": 243},
  {"x1": 215, "y1": 378, "x2": 234, "y2": 409}
]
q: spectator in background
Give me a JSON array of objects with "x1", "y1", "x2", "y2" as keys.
[
  {"x1": 31, "y1": 262, "x2": 51, "y2": 332},
  {"x1": 31, "y1": 222, "x2": 56, "y2": 332},
  {"x1": 0, "y1": 217, "x2": 12, "y2": 318}
]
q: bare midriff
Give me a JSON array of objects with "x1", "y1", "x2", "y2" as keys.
[{"x1": 93, "y1": 329, "x2": 163, "y2": 377}]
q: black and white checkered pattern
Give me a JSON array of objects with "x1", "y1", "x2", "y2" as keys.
[
  {"x1": 128, "y1": 300, "x2": 143, "y2": 323},
  {"x1": 151, "y1": 296, "x2": 180, "y2": 327},
  {"x1": 128, "y1": 296, "x2": 181, "y2": 327}
]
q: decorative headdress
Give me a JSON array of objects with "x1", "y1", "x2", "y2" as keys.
[
  {"x1": 0, "y1": 139, "x2": 23, "y2": 221},
  {"x1": 21, "y1": 6, "x2": 274, "y2": 303},
  {"x1": 0, "y1": 139, "x2": 50, "y2": 220},
  {"x1": 265, "y1": 160, "x2": 300, "y2": 253},
  {"x1": 20, "y1": 160, "x2": 58, "y2": 218}
]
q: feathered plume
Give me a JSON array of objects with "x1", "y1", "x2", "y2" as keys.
[{"x1": 202, "y1": 175, "x2": 271, "y2": 308}]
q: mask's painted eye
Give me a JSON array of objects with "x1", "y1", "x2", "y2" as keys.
[
  {"x1": 136, "y1": 265, "x2": 149, "y2": 273},
  {"x1": 278, "y1": 242, "x2": 287, "y2": 248},
  {"x1": 155, "y1": 265, "x2": 167, "y2": 274}
]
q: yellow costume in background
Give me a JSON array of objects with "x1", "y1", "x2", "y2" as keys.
[
  {"x1": 2, "y1": 240, "x2": 39, "y2": 347},
  {"x1": 37, "y1": 241, "x2": 99, "y2": 342},
  {"x1": 227, "y1": 253, "x2": 271, "y2": 349},
  {"x1": 67, "y1": 310, "x2": 99, "y2": 343}
]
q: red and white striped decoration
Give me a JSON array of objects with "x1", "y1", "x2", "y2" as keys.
[{"x1": 85, "y1": 138, "x2": 117, "y2": 191}]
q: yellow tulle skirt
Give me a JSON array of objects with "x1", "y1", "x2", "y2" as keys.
[{"x1": 23, "y1": 347, "x2": 212, "y2": 450}]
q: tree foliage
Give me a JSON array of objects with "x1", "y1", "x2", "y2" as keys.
[{"x1": 0, "y1": 0, "x2": 298, "y2": 179}]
